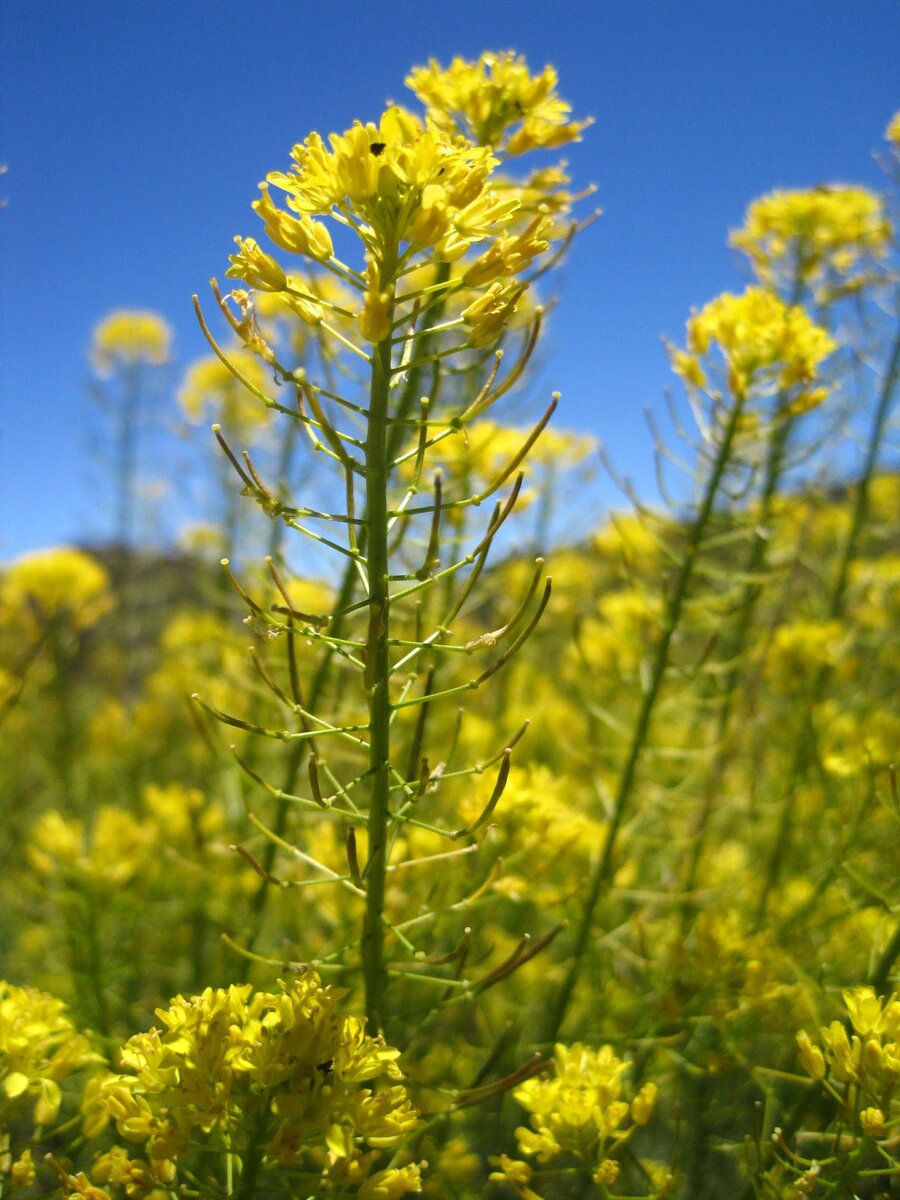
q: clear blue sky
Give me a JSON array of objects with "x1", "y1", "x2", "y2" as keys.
[{"x1": 1, "y1": 0, "x2": 897, "y2": 559}]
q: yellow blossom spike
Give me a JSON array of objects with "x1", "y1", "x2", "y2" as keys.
[
  {"x1": 406, "y1": 51, "x2": 592, "y2": 155},
  {"x1": 90, "y1": 309, "x2": 172, "y2": 376},
  {"x1": 671, "y1": 286, "x2": 835, "y2": 397},
  {"x1": 730, "y1": 185, "x2": 892, "y2": 288}
]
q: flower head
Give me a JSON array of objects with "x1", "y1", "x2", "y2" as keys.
[
  {"x1": 85, "y1": 977, "x2": 419, "y2": 1194},
  {"x1": 1, "y1": 547, "x2": 112, "y2": 635},
  {"x1": 730, "y1": 186, "x2": 891, "y2": 290},
  {"x1": 265, "y1": 106, "x2": 514, "y2": 263},
  {"x1": 671, "y1": 286, "x2": 835, "y2": 397},
  {"x1": 0, "y1": 982, "x2": 99, "y2": 1128},
  {"x1": 91, "y1": 311, "x2": 172, "y2": 377},
  {"x1": 406, "y1": 51, "x2": 592, "y2": 155},
  {"x1": 511, "y1": 1043, "x2": 656, "y2": 1175}
]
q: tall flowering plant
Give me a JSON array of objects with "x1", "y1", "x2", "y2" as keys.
[{"x1": 163, "y1": 52, "x2": 593, "y2": 1197}]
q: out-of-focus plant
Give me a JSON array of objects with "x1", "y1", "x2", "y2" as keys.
[
  {"x1": 89, "y1": 310, "x2": 173, "y2": 553},
  {"x1": 541, "y1": 283, "x2": 837, "y2": 1046},
  {"x1": 0, "y1": 547, "x2": 113, "y2": 812},
  {"x1": 88, "y1": 310, "x2": 175, "y2": 692},
  {"x1": 0, "y1": 982, "x2": 101, "y2": 1197}
]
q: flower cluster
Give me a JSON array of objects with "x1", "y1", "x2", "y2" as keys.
[
  {"x1": 0, "y1": 982, "x2": 99, "y2": 1129},
  {"x1": 91, "y1": 310, "x2": 173, "y2": 377},
  {"x1": 224, "y1": 52, "x2": 590, "y2": 355},
  {"x1": 27, "y1": 806, "x2": 161, "y2": 894},
  {"x1": 81, "y1": 976, "x2": 421, "y2": 1196},
  {"x1": 243, "y1": 106, "x2": 511, "y2": 264},
  {"x1": 406, "y1": 51, "x2": 592, "y2": 156},
  {"x1": 670, "y1": 286, "x2": 835, "y2": 398},
  {"x1": 0, "y1": 547, "x2": 113, "y2": 636},
  {"x1": 796, "y1": 987, "x2": 900, "y2": 1135},
  {"x1": 491, "y1": 1043, "x2": 659, "y2": 1194},
  {"x1": 177, "y1": 348, "x2": 274, "y2": 431},
  {"x1": 764, "y1": 618, "x2": 850, "y2": 697},
  {"x1": 730, "y1": 186, "x2": 892, "y2": 290}
]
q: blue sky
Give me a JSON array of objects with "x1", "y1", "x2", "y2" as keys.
[{"x1": 1, "y1": 0, "x2": 898, "y2": 559}]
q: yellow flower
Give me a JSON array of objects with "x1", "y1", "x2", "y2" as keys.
[
  {"x1": 253, "y1": 184, "x2": 333, "y2": 260},
  {"x1": 406, "y1": 51, "x2": 592, "y2": 155},
  {"x1": 0, "y1": 982, "x2": 100, "y2": 1129},
  {"x1": 512, "y1": 1042, "x2": 653, "y2": 1174},
  {"x1": 796, "y1": 1030, "x2": 826, "y2": 1080},
  {"x1": 177, "y1": 350, "x2": 273, "y2": 428},
  {"x1": 488, "y1": 1155, "x2": 544, "y2": 1200},
  {"x1": 91, "y1": 310, "x2": 172, "y2": 377},
  {"x1": 358, "y1": 1162, "x2": 423, "y2": 1199},
  {"x1": 462, "y1": 214, "x2": 552, "y2": 286},
  {"x1": 594, "y1": 1158, "x2": 620, "y2": 1185},
  {"x1": 461, "y1": 279, "x2": 522, "y2": 346},
  {"x1": 860, "y1": 1107, "x2": 886, "y2": 1138},
  {"x1": 226, "y1": 236, "x2": 287, "y2": 291},
  {"x1": 670, "y1": 348, "x2": 707, "y2": 389},
  {"x1": 730, "y1": 186, "x2": 891, "y2": 288},
  {"x1": 91, "y1": 1146, "x2": 176, "y2": 1200},
  {"x1": 886, "y1": 110, "x2": 900, "y2": 146},
  {"x1": 88, "y1": 977, "x2": 418, "y2": 1188},
  {"x1": 10, "y1": 1148, "x2": 35, "y2": 1188},
  {"x1": 1, "y1": 547, "x2": 112, "y2": 634},
  {"x1": 843, "y1": 987, "x2": 900, "y2": 1039},
  {"x1": 673, "y1": 287, "x2": 835, "y2": 396}
]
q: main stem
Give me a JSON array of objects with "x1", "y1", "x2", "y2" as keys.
[
  {"x1": 362, "y1": 319, "x2": 395, "y2": 1035},
  {"x1": 540, "y1": 391, "x2": 747, "y2": 1045}
]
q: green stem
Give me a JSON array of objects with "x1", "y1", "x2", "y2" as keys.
[
  {"x1": 83, "y1": 894, "x2": 111, "y2": 1039},
  {"x1": 231, "y1": 1097, "x2": 271, "y2": 1200},
  {"x1": 362, "y1": 318, "x2": 395, "y2": 1035},
  {"x1": 869, "y1": 916, "x2": 900, "y2": 994},
  {"x1": 681, "y1": 396, "x2": 799, "y2": 911},
  {"x1": 541, "y1": 390, "x2": 747, "y2": 1045},
  {"x1": 239, "y1": 269, "x2": 451, "y2": 963},
  {"x1": 826, "y1": 314, "x2": 900, "y2": 622},
  {"x1": 754, "y1": 313, "x2": 900, "y2": 925}
]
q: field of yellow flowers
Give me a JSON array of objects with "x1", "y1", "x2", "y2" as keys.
[{"x1": 1, "y1": 53, "x2": 898, "y2": 1200}]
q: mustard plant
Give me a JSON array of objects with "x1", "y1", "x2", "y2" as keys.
[{"x1": 185, "y1": 49, "x2": 592, "y2": 1176}]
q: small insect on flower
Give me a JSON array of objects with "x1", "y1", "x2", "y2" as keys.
[{"x1": 316, "y1": 1058, "x2": 335, "y2": 1084}]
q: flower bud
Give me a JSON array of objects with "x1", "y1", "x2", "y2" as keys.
[
  {"x1": 860, "y1": 1106, "x2": 886, "y2": 1138},
  {"x1": 796, "y1": 1030, "x2": 826, "y2": 1081},
  {"x1": 227, "y1": 237, "x2": 287, "y2": 292}
]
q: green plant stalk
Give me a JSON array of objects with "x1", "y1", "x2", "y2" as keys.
[
  {"x1": 240, "y1": 268, "x2": 453, "y2": 960},
  {"x1": 826, "y1": 316, "x2": 900, "y2": 622},
  {"x1": 541, "y1": 389, "x2": 747, "y2": 1045},
  {"x1": 362, "y1": 322, "x2": 395, "y2": 1036},
  {"x1": 681, "y1": 395, "x2": 800, "y2": 910},
  {"x1": 680, "y1": 267, "x2": 807, "y2": 907},
  {"x1": 231, "y1": 1097, "x2": 271, "y2": 1200},
  {"x1": 115, "y1": 364, "x2": 140, "y2": 553},
  {"x1": 83, "y1": 893, "x2": 111, "y2": 1040},
  {"x1": 754, "y1": 315, "x2": 900, "y2": 925}
]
